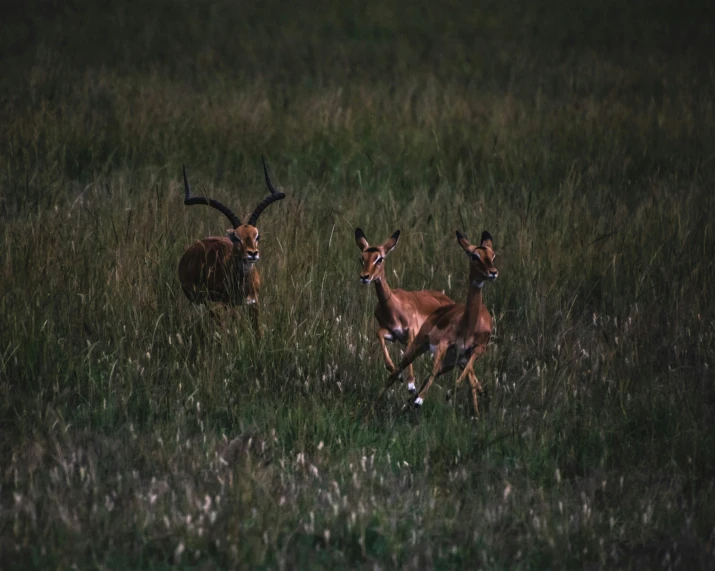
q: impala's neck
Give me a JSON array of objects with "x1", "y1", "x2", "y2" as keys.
[
  {"x1": 373, "y1": 274, "x2": 393, "y2": 306},
  {"x1": 461, "y1": 265, "x2": 485, "y2": 329},
  {"x1": 231, "y1": 255, "x2": 257, "y2": 278}
]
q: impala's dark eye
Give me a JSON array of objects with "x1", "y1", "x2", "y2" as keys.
[
  {"x1": 471, "y1": 252, "x2": 481, "y2": 261},
  {"x1": 256, "y1": 234, "x2": 260, "y2": 241},
  {"x1": 375, "y1": 257, "x2": 383, "y2": 265},
  {"x1": 230, "y1": 233, "x2": 242, "y2": 244}
]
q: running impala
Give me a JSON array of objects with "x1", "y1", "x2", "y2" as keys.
[
  {"x1": 355, "y1": 228, "x2": 454, "y2": 393},
  {"x1": 178, "y1": 158, "x2": 285, "y2": 334},
  {"x1": 374, "y1": 230, "x2": 498, "y2": 416}
]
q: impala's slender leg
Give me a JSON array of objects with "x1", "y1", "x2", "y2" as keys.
[
  {"x1": 455, "y1": 346, "x2": 486, "y2": 413},
  {"x1": 377, "y1": 327, "x2": 397, "y2": 373},
  {"x1": 467, "y1": 367, "x2": 482, "y2": 417},
  {"x1": 414, "y1": 341, "x2": 448, "y2": 407},
  {"x1": 404, "y1": 329, "x2": 417, "y2": 393},
  {"x1": 454, "y1": 346, "x2": 484, "y2": 389},
  {"x1": 454, "y1": 357, "x2": 475, "y2": 389},
  {"x1": 370, "y1": 337, "x2": 429, "y2": 416}
]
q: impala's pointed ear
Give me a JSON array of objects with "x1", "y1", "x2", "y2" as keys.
[
  {"x1": 480, "y1": 231, "x2": 494, "y2": 250},
  {"x1": 382, "y1": 230, "x2": 400, "y2": 255},
  {"x1": 355, "y1": 228, "x2": 369, "y2": 252},
  {"x1": 456, "y1": 230, "x2": 471, "y2": 253}
]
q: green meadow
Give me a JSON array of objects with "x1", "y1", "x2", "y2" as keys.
[{"x1": 1, "y1": 0, "x2": 714, "y2": 567}]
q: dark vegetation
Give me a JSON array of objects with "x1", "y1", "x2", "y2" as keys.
[{"x1": 1, "y1": 0, "x2": 714, "y2": 567}]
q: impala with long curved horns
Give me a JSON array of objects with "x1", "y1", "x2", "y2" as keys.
[
  {"x1": 178, "y1": 158, "x2": 286, "y2": 334},
  {"x1": 355, "y1": 228, "x2": 454, "y2": 393},
  {"x1": 373, "y1": 230, "x2": 498, "y2": 416}
]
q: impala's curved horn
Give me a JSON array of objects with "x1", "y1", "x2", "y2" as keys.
[
  {"x1": 247, "y1": 156, "x2": 286, "y2": 227},
  {"x1": 183, "y1": 165, "x2": 241, "y2": 228}
]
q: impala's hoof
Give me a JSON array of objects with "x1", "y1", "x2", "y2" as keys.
[
  {"x1": 407, "y1": 381, "x2": 416, "y2": 394},
  {"x1": 413, "y1": 397, "x2": 424, "y2": 407}
]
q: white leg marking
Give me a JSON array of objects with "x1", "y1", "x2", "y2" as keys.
[
  {"x1": 414, "y1": 397, "x2": 424, "y2": 407},
  {"x1": 407, "y1": 381, "x2": 416, "y2": 393}
]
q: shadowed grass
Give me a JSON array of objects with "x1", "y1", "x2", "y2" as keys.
[{"x1": 1, "y1": 0, "x2": 715, "y2": 568}]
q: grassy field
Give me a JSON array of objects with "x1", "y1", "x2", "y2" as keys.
[{"x1": 1, "y1": 0, "x2": 715, "y2": 568}]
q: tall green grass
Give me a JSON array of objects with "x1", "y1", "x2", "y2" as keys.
[{"x1": 1, "y1": 0, "x2": 714, "y2": 568}]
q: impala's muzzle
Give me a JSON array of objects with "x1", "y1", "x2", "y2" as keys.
[
  {"x1": 360, "y1": 275, "x2": 370, "y2": 284},
  {"x1": 488, "y1": 269, "x2": 498, "y2": 280},
  {"x1": 246, "y1": 251, "x2": 259, "y2": 263}
]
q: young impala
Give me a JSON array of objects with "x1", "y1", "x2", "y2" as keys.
[
  {"x1": 374, "y1": 230, "x2": 498, "y2": 416},
  {"x1": 355, "y1": 228, "x2": 454, "y2": 393},
  {"x1": 178, "y1": 158, "x2": 285, "y2": 334}
]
